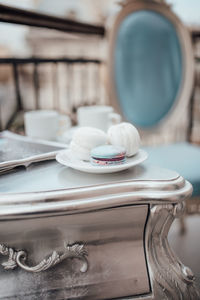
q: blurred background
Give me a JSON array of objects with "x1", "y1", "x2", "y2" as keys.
[{"x1": 0, "y1": 0, "x2": 199, "y2": 144}]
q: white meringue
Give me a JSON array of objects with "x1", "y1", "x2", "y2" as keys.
[
  {"x1": 107, "y1": 122, "x2": 140, "y2": 157},
  {"x1": 69, "y1": 127, "x2": 107, "y2": 161},
  {"x1": 69, "y1": 141, "x2": 91, "y2": 161}
]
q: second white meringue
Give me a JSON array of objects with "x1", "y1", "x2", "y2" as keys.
[{"x1": 107, "y1": 122, "x2": 140, "y2": 157}]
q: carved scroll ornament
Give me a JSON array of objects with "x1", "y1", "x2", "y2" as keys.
[{"x1": 0, "y1": 242, "x2": 88, "y2": 273}]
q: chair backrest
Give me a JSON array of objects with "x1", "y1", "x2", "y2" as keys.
[{"x1": 108, "y1": 0, "x2": 194, "y2": 141}]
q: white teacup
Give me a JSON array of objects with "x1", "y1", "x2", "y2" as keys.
[
  {"x1": 77, "y1": 105, "x2": 121, "y2": 132},
  {"x1": 24, "y1": 110, "x2": 71, "y2": 141}
]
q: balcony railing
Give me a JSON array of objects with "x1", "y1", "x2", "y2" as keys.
[
  {"x1": 0, "y1": 57, "x2": 105, "y2": 131},
  {"x1": 0, "y1": 4, "x2": 105, "y2": 36},
  {"x1": 0, "y1": 4, "x2": 106, "y2": 131}
]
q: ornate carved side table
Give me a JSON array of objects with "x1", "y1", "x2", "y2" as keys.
[{"x1": 0, "y1": 161, "x2": 199, "y2": 299}]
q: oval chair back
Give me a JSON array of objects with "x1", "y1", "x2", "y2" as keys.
[{"x1": 108, "y1": 0, "x2": 194, "y2": 143}]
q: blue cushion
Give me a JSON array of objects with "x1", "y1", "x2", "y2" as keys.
[
  {"x1": 114, "y1": 10, "x2": 182, "y2": 128},
  {"x1": 143, "y1": 143, "x2": 200, "y2": 196}
]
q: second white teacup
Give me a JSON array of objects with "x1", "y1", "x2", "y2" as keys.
[
  {"x1": 77, "y1": 105, "x2": 121, "y2": 132},
  {"x1": 24, "y1": 110, "x2": 71, "y2": 141}
]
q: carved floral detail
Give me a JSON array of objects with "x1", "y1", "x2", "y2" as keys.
[{"x1": 0, "y1": 242, "x2": 88, "y2": 273}]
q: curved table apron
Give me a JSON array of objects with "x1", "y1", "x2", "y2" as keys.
[{"x1": 0, "y1": 161, "x2": 198, "y2": 300}]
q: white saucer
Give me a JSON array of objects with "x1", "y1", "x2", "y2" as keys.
[{"x1": 56, "y1": 149, "x2": 148, "y2": 174}]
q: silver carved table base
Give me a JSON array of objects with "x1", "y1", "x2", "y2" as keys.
[
  {"x1": 147, "y1": 203, "x2": 199, "y2": 300},
  {"x1": 0, "y1": 203, "x2": 198, "y2": 299},
  {"x1": 0, "y1": 161, "x2": 199, "y2": 299}
]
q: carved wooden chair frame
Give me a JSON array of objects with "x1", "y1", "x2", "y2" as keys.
[
  {"x1": 107, "y1": 0, "x2": 199, "y2": 225},
  {"x1": 107, "y1": 0, "x2": 194, "y2": 139}
]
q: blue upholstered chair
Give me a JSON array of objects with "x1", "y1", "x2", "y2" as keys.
[{"x1": 108, "y1": 0, "x2": 200, "y2": 204}]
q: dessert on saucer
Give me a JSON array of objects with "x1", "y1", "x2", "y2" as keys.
[
  {"x1": 69, "y1": 123, "x2": 141, "y2": 165},
  {"x1": 91, "y1": 145, "x2": 126, "y2": 166},
  {"x1": 56, "y1": 122, "x2": 147, "y2": 173}
]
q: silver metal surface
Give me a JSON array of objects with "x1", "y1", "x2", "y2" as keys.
[
  {"x1": 0, "y1": 161, "x2": 192, "y2": 219},
  {"x1": 0, "y1": 243, "x2": 88, "y2": 273},
  {"x1": 0, "y1": 160, "x2": 181, "y2": 193},
  {"x1": 0, "y1": 205, "x2": 150, "y2": 299},
  {"x1": 0, "y1": 160, "x2": 198, "y2": 299}
]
